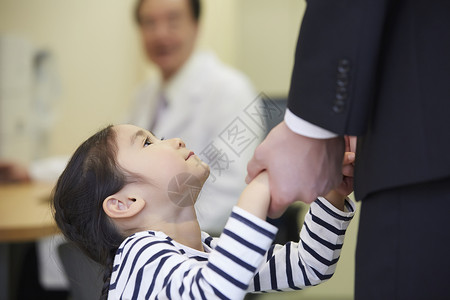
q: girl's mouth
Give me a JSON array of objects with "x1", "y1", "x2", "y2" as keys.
[{"x1": 186, "y1": 151, "x2": 195, "y2": 160}]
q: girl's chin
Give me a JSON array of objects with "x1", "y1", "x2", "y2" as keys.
[{"x1": 198, "y1": 166, "x2": 210, "y2": 183}]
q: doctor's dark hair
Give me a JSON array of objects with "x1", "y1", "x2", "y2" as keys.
[
  {"x1": 134, "y1": 0, "x2": 201, "y2": 24},
  {"x1": 52, "y1": 125, "x2": 127, "y2": 300}
]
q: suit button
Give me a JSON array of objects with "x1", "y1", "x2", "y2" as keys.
[
  {"x1": 332, "y1": 103, "x2": 345, "y2": 113},
  {"x1": 337, "y1": 59, "x2": 350, "y2": 73},
  {"x1": 336, "y1": 87, "x2": 347, "y2": 101},
  {"x1": 334, "y1": 59, "x2": 350, "y2": 114},
  {"x1": 335, "y1": 98, "x2": 345, "y2": 106},
  {"x1": 336, "y1": 93, "x2": 347, "y2": 101},
  {"x1": 336, "y1": 86, "x2": 347, "y2": 93},
  {"x1": 336, "y1": 85, "x2": 347, "y2": 101},
  {"x1": 337, "y1": 77, "x2": 348, "y2": 87}
]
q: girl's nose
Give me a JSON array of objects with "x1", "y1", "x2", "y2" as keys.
[{"x1": 172, "y1": 138, "x2": 185, "y2": 148}]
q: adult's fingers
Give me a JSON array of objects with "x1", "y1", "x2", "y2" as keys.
[
  {"x1": 343, "y1": 152, "x2": 355, "y2": 165},
  {"x1": 267, "y1": 200, "x2": 290, "y2": 219},
  {"x1": 246, "y1": 147, "x2": 266, "y2": 184}
]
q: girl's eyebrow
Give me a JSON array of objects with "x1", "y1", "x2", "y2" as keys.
[{"x1": 130, "y1": 130, "x2": 155, "y2": 145}]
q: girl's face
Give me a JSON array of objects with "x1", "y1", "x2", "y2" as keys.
[{"x1": 113, "y1": 124, "x2": 209, "y2": 205}]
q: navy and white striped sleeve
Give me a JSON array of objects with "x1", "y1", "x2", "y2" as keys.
[
  {"x1": 203, "y1": 206, "x2": 278, "y2": 298},
  {"x1": 108, "y1": 207, "x2": 278, "y2": 299},
  {"x1": 248, "y1": 197, "x2": 355, "y2": 293}
]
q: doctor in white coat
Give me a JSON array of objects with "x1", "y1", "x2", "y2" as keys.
[{"x1": 129, "y1": 0, "x2": 263, "y2": 235}]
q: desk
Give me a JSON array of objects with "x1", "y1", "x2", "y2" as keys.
[
  {"x1": 0, "y1": 182, "x2": 57, "y2": 242},
  {"x1": 0, "y1": 182, "x2": 58, "y2": 300}
]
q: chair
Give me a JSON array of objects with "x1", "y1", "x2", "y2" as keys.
[{"x1": 57, "y1": 242, "x2": 103, "y2": 300}]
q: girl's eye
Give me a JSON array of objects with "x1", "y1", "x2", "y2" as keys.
[{"x1": 144, "y1": 137, "x2": 152, "y2": 147}]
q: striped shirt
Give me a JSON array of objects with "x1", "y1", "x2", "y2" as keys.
[{"x1": 108, "y1": 197, "x2": 355, "y2": 299}]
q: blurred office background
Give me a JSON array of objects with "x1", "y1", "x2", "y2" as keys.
[{"x1": 0, "y1": 0, "x2": 359, "y2": 299}]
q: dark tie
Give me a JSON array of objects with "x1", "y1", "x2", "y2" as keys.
[{"x1": 149, "y1": 92, "x2": 168, "y2": 131}]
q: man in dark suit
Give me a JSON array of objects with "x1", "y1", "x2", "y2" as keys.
[{"x1": 247, "y1": 1, "x2": 450, "y2": 299}]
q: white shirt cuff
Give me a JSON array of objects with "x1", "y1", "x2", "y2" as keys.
[{"x1": 284, "y1": 109, "x2": 338, "y2": 139}]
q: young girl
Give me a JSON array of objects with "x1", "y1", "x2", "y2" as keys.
[{"x1": 52, "y1": 124, "x2": 355, "y2": 300}]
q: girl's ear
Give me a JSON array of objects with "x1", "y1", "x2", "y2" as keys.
[{"x1": 103, "y1": 195, "x2": 145, "y2": 219}]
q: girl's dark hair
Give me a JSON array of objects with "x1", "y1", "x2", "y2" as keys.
[
  {"x1": 52, "y1": 125, "x2": 127, "y2": 300},
  {"x1": 134, "y1": 0, "x2": 201, "y2": 24}
]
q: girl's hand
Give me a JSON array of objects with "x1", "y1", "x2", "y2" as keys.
[
  {"x1": 324, "y1": 136, "x2": 356, "y2": 210},
  {"x1": 333, "y1": 151, "x2": 355, "y2": 198},
  {"x1": 237, "y1": 171, "x2": 270, "y2": 220}
]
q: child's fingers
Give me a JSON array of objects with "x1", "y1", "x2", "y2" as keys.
[
  {"x1": 344, "y1": 135, "x2": 350, "y2": 152},
  {"x1": 342, "y1": 152, "x2": 355, "y2": 178},
  {"x1": 342, "y1": 164, "x2": 354, "y2": 177},
  {"x1": 349, "y1": 136, "x2": 357, "y2": 153},
  {"x1": 342, "y1": 152, "x2": 355, "y2": 165}
]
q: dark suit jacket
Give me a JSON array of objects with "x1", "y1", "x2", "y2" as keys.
[{"x1": 287, "y1": 0, "x2": 450, "y2": 200}]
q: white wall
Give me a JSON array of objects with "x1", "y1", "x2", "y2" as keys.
[
  {"x1": 236, "y1": 0, "x2": 305, "y2": 97},
  {"x1": 0, "y1": 0, "x2": 143, "y2": 155},
  {"x1": 200, "y1": 0, "x2": 305, "y2": 97}
]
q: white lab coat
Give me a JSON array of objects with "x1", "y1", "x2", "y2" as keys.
[{"x1": 127, "y1": 51, "x2": 264, "y2": 235}]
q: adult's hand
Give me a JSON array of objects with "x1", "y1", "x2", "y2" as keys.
[{"x1": 246, "y1": 121, "x2": 344, "y2": 218}]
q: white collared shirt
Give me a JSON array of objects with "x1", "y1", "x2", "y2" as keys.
[{"x1": 284, "y1": 109, "x2": 338, "y2": 139}]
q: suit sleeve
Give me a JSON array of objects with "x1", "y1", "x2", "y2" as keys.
[{"x1": 287, "y1": 0, "x2": 391, "y2": 135}]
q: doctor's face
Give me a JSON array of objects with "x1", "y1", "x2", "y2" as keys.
[{"x1": 137, "y1": 0, "x2": 198, "y2": 80}]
